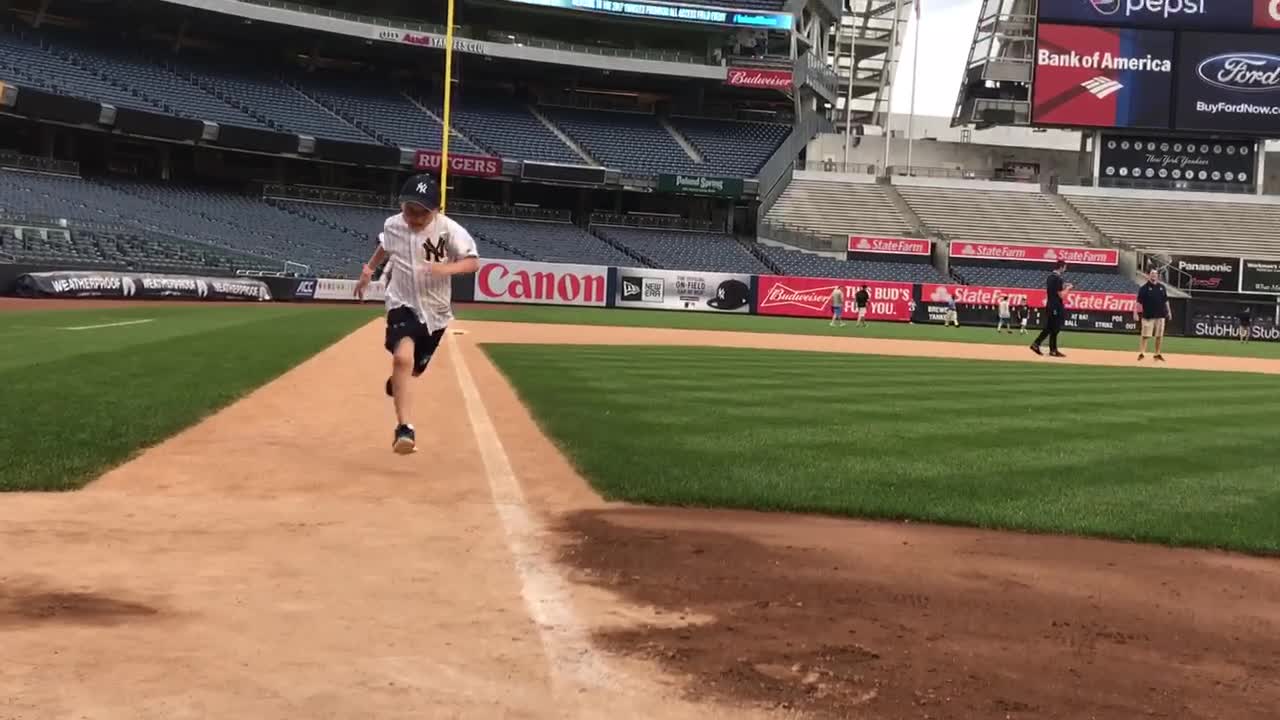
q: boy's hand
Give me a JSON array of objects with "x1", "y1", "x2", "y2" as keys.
[{"x1": 355, "y1": 264, "x2": 374, "y2": 299}]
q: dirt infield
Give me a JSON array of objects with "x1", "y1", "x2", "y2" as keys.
[{"x1": 1, "y1": 318, "x2": 1277, "y2": 719}]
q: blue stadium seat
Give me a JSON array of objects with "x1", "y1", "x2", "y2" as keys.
[
  {"x1": 760, "y1": 245, "x2": 949, "y2": 282},
  {"x1": 595, "y1": 226, "x2": 766, "y2": 274},
  {"x1": 953, "y1": 266, "x2": 1138, "y2": 293}
]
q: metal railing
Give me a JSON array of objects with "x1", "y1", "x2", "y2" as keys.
[
  {"x1": 590, "y1": 212, "x2": 720, "y2": 232},
  {"x1": 758, "y1": 218, "x2": 842, "y2": 253},
  {"x1": 799, "y1": 159, "x2": 879, "y2": 176},
  {"x1": 0, "y1": 151, "x2": 80, "y2": 176},
  {"x1": 451, "y1": 200, "x2": 571, "y2": 223},
  {"x1": 263, "y1": 183, "x2": 389, "y2": 207}
]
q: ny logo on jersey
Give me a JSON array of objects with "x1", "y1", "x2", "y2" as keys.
[{"x1": 423, "y1": 235, "x2": 448, "y2": 263}]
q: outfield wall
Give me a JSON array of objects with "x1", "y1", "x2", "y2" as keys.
[{"x1": 9, "y1": 260, "x2": 1245, "y2": 340}]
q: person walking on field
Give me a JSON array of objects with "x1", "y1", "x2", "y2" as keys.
[
  {"x1": 945, "y1": 293, "x2": 960, "y2": 327},
  {"x1": 1238, "y1": 306, "x2": 1252, "y2": 343},
  {"x1": 830, "y1": 285, "x2": 845, "y2": 327},
  {"x1": 1135, "y1": 269, "x2": 1172, "y2": 362},
  {"x1": 355, "y1": 174, "x2": 480, "y2": 454},
  {"x1": 1017, "y1": 303, "x2": 1030, "y2": 334},
  {"x1": 855, "y1": 285, "x2": 871, "y2": 327},
  {"x1": 996, "y1": 295, "x2": 1012, "y2": 333},
  {"x1": 1031, "y1": 260, "x2": 1072, "y2": 358}
]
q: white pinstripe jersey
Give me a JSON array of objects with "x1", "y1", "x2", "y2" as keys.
[{"x1": 378, "y1": 211, "x2": 478, "y2": 333}]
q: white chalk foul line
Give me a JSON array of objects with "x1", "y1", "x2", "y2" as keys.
[
  {"x1": 450, "y1": 340, "x2": 613, "y2": 706},
  {"x1": 61, "y1": 319, "x2": 155, "y2": 331}
]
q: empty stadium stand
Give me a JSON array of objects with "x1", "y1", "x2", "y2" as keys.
[
  {"x1": 425, "y1": 97, "x2": 584, "y2": 165},
  {"x1": 464, "y1": 216, "x2": 633, "y2": 267},
  {"x1": 896, "y1": 183, "x2": 1091, "y2": 247},
  {"x1": 668, "y1": 116, "x2": 790, "y2": 178},
  {"x1": 765, "y1": 178, "x2": 918, "y2": 239},
  {"x1": 760, "y1": 245, "x2": 949, "y2": 282},
  {"x1": 594, "y1": 226, "x2": 766, "y2": 274},
  {"x1": 1062, "y1": 191, "x2": 1280, "y2": 259},
  {"x1": 951, "y1": 265, "x2": 1137, "y2": 293}
]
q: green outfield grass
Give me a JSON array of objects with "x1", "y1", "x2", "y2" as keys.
[
  {"x1": 458, "y1": 305, "x2": 1280, "y2": 359},
  {"x1": 484, "y1": 343, "x2": 1280, "y2": 554},
  {"x1": 0, "y1": 304, "x2": 377, "y2": 491}
]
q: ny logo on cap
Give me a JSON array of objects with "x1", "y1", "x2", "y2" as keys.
[{"x1": 417, "y1": 182, "x2": 430, "y2": 194}]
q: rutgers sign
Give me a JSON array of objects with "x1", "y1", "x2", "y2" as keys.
[
  {"x1": 847, "y1": 235, "x2": 931, "y2": 256},
  {"x1": 413, "y1": 150, "x2": 502, "y2": 178},
  {"x1": 949, "y1": 241, "x2": 1119, "y2": 267},
  {"x1": 474, "y1": 260, "x2": 608, "y2": 307},
  {"x1": 725, "y1": 67, "x2": 793, "y2": 90}
]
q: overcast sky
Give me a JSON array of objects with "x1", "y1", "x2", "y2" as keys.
[{"x1": 889, "y1": 0, "x2": 981, "y2": 118}]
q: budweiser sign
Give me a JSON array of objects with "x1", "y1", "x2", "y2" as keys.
[
  {"x1": 414, "y1": 150, "x2": 502, "y2": 178},
  {"x1": 474, "y1": 260, "x2": 607, "y2": 307},
  {"x1": 725, "y1": 67, "x2": 793, "y2": 90},
  {"x1": 847, "y1": 235, "x2": 931, "y2": 256},
  {"x1": 922, "y1": 283, "x2": 1136, "y2": 312},
  {"x1": 757, "y1": 276, "x2": 913, "y2": 321},
  {"x1": 949, "y1": 241, "x2": 1118, "y2": 267}
]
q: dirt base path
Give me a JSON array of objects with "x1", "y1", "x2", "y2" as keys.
[{"x1": 1, "y1": 318, "x2": 1277, "y2": 720}]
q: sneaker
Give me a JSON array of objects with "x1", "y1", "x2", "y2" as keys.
[
  {"x1": 385, "y1": 376, "x2": 394, "y2": 397},
  {"x1": 1030, "y1": 344, "x2": 1043, "y2": 356},
  {"x1": 1050, "y1": 351, "x2": 1067, "y2": 358},
  {"x1": 1137, "y1": 353, "x2": 1144, "y2": 361},
  {"x1": 1154, "y1": 354, "x2": 1165, "y2": 362},
  {"x1": 393, "y1": 424, "x2": 417, "y2": 454}
]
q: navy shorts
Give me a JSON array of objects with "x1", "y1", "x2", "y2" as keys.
[{"x1": 385, "y1": 307, "x2": 445, "y2": 376}]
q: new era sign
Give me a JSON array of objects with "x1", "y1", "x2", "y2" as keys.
[
  {"x1": 949, "y1": 241, "x2": 1119, "y2": 267},
  {"x1": 847, "y1": 235, "x2": 931, "y2": 257},
  {"x1": 725, "y1": 67, "x2": 793, "y2": 90}
]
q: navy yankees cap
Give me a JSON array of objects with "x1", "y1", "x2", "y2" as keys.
[{"x1": 398, "y1": 174, "x2": 440, "y2": 210}]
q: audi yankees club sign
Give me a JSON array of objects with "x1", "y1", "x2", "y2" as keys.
[{"x1": 473, "y1": 259, "x2": 608, "y2": 307}]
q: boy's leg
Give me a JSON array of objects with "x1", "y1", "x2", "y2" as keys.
[{"x1": 391, "y1": 338, "x2": 415, "y2": 427}]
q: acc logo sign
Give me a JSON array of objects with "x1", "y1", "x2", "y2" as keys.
[
  {"x1": 1197, "y1": 53, "x2": 1280, "y2": 92},
  {"x1": 295, "y1": 280, "x2": 316, "y2": 298}
]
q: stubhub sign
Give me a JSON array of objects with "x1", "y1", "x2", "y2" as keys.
[{"x1": 1037, "y1": 0, "x2": 1277, "y2": 31}]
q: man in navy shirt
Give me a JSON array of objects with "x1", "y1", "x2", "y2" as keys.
[
  {"x1": 1031, "y1": 260, "x2": 1072, "y2": 357},
  {"x1": 1135, "y1": 269, "x2": 1172, "y2": 362}
]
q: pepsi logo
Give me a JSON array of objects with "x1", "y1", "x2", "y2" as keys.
[
  {"x1": 1088, "y1": 0, "x2": 1121, "y2": 15},
  {"x1": 1197, "y1": 53, "x2": 1280, "y2": 93}
]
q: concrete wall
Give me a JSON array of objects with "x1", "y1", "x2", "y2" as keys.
[{"x1": 808, "y1": 133, "x2": 1089, "y2": 179}]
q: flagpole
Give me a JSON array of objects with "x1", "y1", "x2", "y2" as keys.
[
  {"x1": 880, "y1": 0, "x2": 903, "y2": 177},
  {"x1": 907, "y1": 0, "x2": 920, "y2": 175}
]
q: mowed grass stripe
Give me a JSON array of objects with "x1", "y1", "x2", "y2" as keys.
[
  {"x1": 457, "y1": 304, "x2": 1280, "y2": 359},
  {"x1": 0, "y1": 306, "x2": 374, "y2": 491},
  {"x1": 483, "y1": 343, "x2": 1280, "y2": 554}
]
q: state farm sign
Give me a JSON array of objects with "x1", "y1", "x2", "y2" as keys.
[
  {"x1": 756, "y1": 275, "x2": 913, "y2": 321},
  {"x1": 949, "y1": 241, "x2": 1118, "y2": 267},
  {"x1": 922, "y1": 283, "x2": 1136, "y2": 312},
  {"x1": 474, "y1": 260, "x2": 608, "y2": 307},
  {"x1": 414, "y1": 150, "x2": 502, "y2": 178},
  {"x1": 847, "y1": 235, "x2": 932, "y2": 256},
  {"x1": 725, "y1": 67, "x2": 793, "y2": 90}
]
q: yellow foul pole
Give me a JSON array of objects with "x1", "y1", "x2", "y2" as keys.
[{"x1": 439, "y1": 0, "x2": 456, "y2": 212}]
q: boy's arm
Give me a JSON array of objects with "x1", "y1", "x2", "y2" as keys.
[
  {"x1": 428, "y1": 224, "x2": 481, "y2": 277},
  {"x1": 355, "y1": 244, "x2": 388, "y2": 298}
]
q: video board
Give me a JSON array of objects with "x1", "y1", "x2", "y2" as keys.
[
  {"x1": 497, "y1": 0, "x2": 794, "y2": 29},
  {"x1": 1174, "y1": 32, "x2": 1280, "y2": 133},
  {"x1": 1032, "y1": 23, "x2": 1175, "y2": 129},
  {"x1": 1036, "y1": 0, "x2": 1280, "y2": 32}
]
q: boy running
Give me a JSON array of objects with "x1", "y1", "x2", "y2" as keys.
[{"x1": 355, "y1": 174, "x2": 480, "y2": 454}]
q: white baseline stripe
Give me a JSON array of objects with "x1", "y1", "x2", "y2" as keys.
[
  {"x1": 450, "y1": 341, "x2": 613, "y2": 709},
  {"x1": 61, "y1": 319, "x2": 155, "y2": 331}
]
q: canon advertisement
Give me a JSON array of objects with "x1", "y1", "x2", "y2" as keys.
[
  {"x1": 1175, "y1": 32, "x2": 1280, "y2": 134},
  {"x1": 1033, "y1": 24, "x2": 1175, "y2": 129},
  {"x1": 473, "y1": 259, "x2": 609, "y2": 307},
  {"x1": 1037, "y1": 0, "x2": 1280, "y2": 31},
  {"x1": 1098, "y1": 134, "x2": 1255, "y2": 185}
]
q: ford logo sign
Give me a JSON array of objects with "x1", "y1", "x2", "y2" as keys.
[{"x1": 1197, "y1": 53, "x2": 1280, "y2": 93}]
